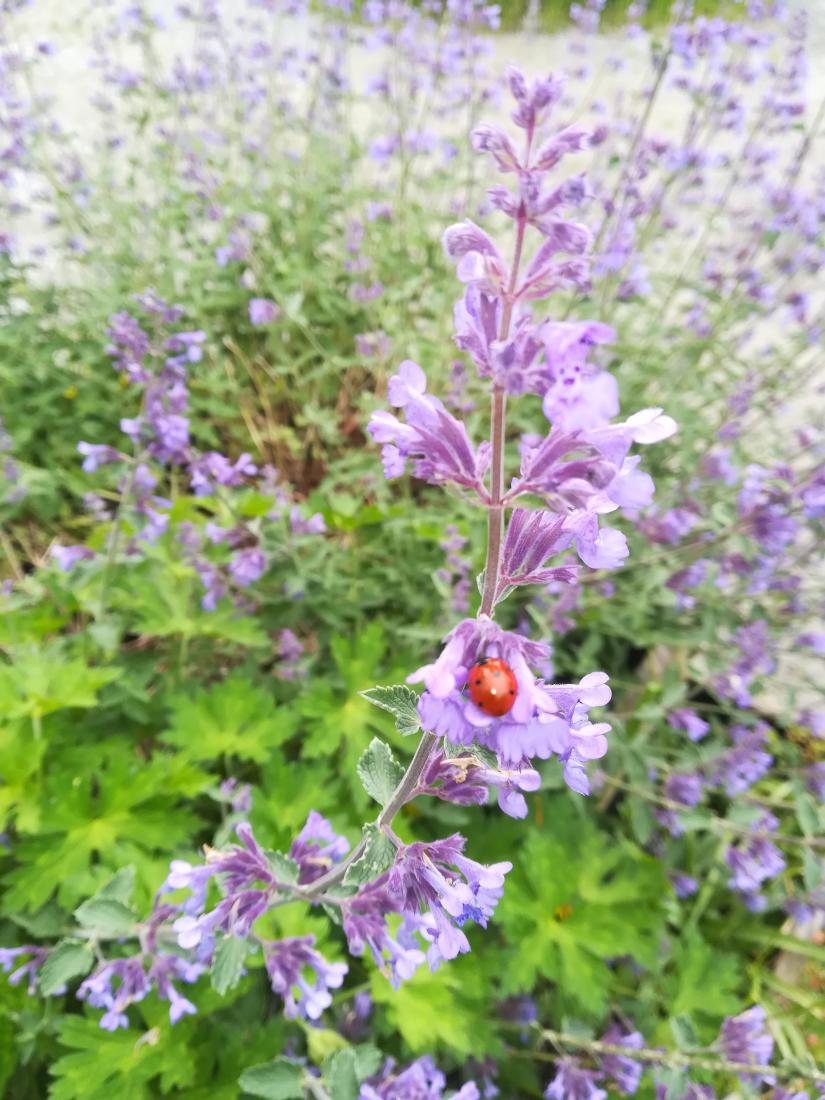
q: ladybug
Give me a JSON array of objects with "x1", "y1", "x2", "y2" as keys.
[{"x1": 467, "y1": 656, "x2": 518, "y2": 718}]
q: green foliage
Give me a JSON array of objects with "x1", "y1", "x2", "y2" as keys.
[
  {"x1": 238, "y1": 1060, "x2": 303, "y2": 1100},
  {"x1": 356, "y1": 739, "x2": 405, "y2": 806},
  {"x1": 359, "y1": 685, "x2": 422, "y2": 736},
  {"x1": 498, "y1": 799, "x2": 669, "y2": 1017}
]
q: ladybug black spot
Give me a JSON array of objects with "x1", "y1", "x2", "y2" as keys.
[
  {"x1": 509, "y1": 689, "x2": 515, "y2": 695},
  {"x1": 474, "y1": 679, "x2": 481, "y2": 685}
]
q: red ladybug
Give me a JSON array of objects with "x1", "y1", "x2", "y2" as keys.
[{"x1": 467, "y1": 656, "x2": 518, "y2": 717}]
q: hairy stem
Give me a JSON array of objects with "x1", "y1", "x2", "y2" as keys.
[
  {"x1": 478, "y1": 205, "x2": 528, "y2": 618},
  {"x1": 304, "y1": 731, "x2": 439, "y2": 896},
  {"x1": 511, "y1": 1027, "x2": 825, "y2": 1085}
]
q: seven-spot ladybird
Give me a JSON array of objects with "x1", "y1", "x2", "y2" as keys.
[{"x1": 467, "y1": 656, "x2": 517, "y2": 717}]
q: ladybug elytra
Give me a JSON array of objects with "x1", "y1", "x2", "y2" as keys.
[{"x1": 467, "y1": 656, "x2": 517, "y2": 717}]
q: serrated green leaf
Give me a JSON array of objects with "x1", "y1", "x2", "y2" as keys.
[
  {"x1": 667, "y1": 932, "x2": 742, "y2": 1022},
  {"x1": 343, "y1": 824, "x2": 396, "y2": 886},
  {"x1": 324, "y1": 1049, "x2": 359, "y2": 1100},
  {"x1": 38, "y1": 941, "x2": 95, "y2": 996},
  {"x1": 267, "y1": 851, "x2": 300, "y2": 885},
  {"x1": 356, "y1": 738, "x2": 404, "y2": 806},
  {"x1": 211, "y1": 936, "x2": 249, "y2": 996},
  {"x1": 73, "y1": 897, "x2": 136, "y2": 938},
  {"x1": 359, "y1": 685, "x2": 420, "y2": 736},
  {"x1": 498, "y1": 797, "x2": 667, "y2": 1018},
  {"x1": 96, "y1": 866, "x2": 136, "y2": 906},
  {"x1": 238, "y1": 1059, "x2": 303, "y2": 1099}
]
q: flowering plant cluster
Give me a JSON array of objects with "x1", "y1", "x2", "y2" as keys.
[{"x1": 0, "y1": 1, "x2": 824, "y2": 1099}]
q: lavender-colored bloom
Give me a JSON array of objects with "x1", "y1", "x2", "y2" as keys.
[
  {"x1": 600, "y1": 1025, "x2": 644, "y2": 1095},
  {"x1": 248, "y1": 298, "x2": 280, "y2": 325},
  {"x1": 726, "y1": 812, "x2": 786, "y2": 905},
  {"x1": 218, "y1": 777, "x2": 253, "y2": 815},
  {"x1": 0, "y1": 946, "x2": 48, "y2": 993},
  {"x1": 361, "y1": 1055, "x2": 478, "y2": 1100},
  {"x1": 263, "y1": 935, "x2": 347, "y2": 1020},
  {"x1": 667, "y1": 708, "x2": 710, "y2": 742},
  {"x1": 718, "y1": 1005, "x2": 774, "y2": 1084},
  {"x1": 386, "y1": 835, "x2": 511, "y2": 967},
  {"x1": 229, "y1": 547, "x2": 267, "y2": 586},
  {"x1": 289, "y1": 508, "x2": 327, "y2": 535},
  {"x1": 544, "y1": 1057, "x2": 606, "y2": 1100},
  {"x1": 657, "y1": 771, "x2": 703, "y2": 836},
  {"x1": 368, "y1": 361, "x2": 490, "y2": 494},
  {"x1": 671, "y1": 873, "x2": 699, "y2": 898},
  {"x1": 342, "y1": 882, "x2": 428, "y2": 988},
  {"x1": 498, "y1": 509, "x2": 579, "y2": 597},
  {"x1": 711, "y1": 723, "x2": 772, "y2": 795},
  {"x1": 410, "y1": 617, "x2": 610, "y2": 793},
  {"x1": 289, "y1": 811, "x2": 349, "y2": 885},
  {"x1": 77, "y1": 442, "x2": 123, "y2": 472},
  {"x1": 78, "y1": 957, "x2": 151, "y2": 1031},
  {"x1": 190, "y1": 451, "x2": 257, "y2": 495},
  {"x1": 276, "y1": 628, "x2": 304, "y2": 680},
  {"x1": 51, "y1": 544, "x2": 96, "y2": 571}
]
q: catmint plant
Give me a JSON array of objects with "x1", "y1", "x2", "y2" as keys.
[{"x1": 2, "y1": 66, "x2": 675, "y2": 1049}]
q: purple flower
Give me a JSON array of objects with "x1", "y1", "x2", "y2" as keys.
[
  {"x1": 77, "y1": 442, "x2": 123, "y2": 472},
  {"x1": 51, "y1": 544, "x2": 96, "y2": 571},
  {"x1": 0, "y1": 946, "x2": 48, "y2": 993},
  {"x1": 386, "y1": 835, "x2": 511, "y2": 967},
  {"x1": 229, "y1": 547, "x2": 267, "y2": 586},
  {"x1": 248, "y1": 298, "x2": 280, "y2": 325},
  {"x1": 263, "y1": 936, "x2": 346, "y2": 1020},
  {"x1": 718, "y1": 1005, "x2": 774, "y2": 1084},
  {"x1": 671, "y1": 873, "x2": 699, "y2": 898},
  {"x1": 368, "y1": 361, "x2": 490, "y2": 495},
  {"x1": 410, "y1": 617, "x2": 610, "y2": 793},
  {"x1": 78, "y1": 958, "x2": 151, "y2": 1031},
  {"x1": 190, "y1": 451, "x2": 257, "y2": 495},
  {"x1": 360, "y1": 1055, "x2": 478, "y2": 1100},
  {"x1": 342, "y1": 882, "x2": 428, "y2": 988},
  {"x1": 711, "y1": 723, "x2": 772, "y2": 795},
  {"x1": 667, "y1": 708, "x2": 710, "y2": 742},
  {"x1": 726, "y1": 813, "x2": 786, "y2": 906},
  {"x1": 600, "y1": 1025, "x2": 644, "y2": 1095},
  {"x1": 289, "y1": 811, "x2": 349, "y2": 885},
  {"x1": 544, "y1": 1057, "x2": 606, "y2": 1100}
]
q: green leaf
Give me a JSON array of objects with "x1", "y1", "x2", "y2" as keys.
[
  {"x1": 74, "y1": 897, "x2": 136, "y2": 938},
  {"x1": 324, "y1": 1049, "x2": 359, "y2": 1100},
  {"x1": 38, "y1": 941, "x2": 95, "y2": 996},
  {"x1": 666, "y1": 932, "x2": 742, "y2": 1023},
  {"x1": 497, "y1": 797, "x2": 668, "y2": 1018},
  {"x1": 359, "y1": 685, "x2": 421, "y2": 736},
  {"x1": 163, "y1": 673, "x2": 295, "y2": 763},
  {"x1": 238, "y1": 1059, "x2": 304, "y2": 1099},
  {"x1": 211, "y1": 936, "x2": 249, "y2": 997},
  {"x1": 356, "y1": 738, "x2": 404, "y2": 806},
  {"x1": 267, "y1": 851, "x2": 300, "y2": 886},
  {"x1": 343, "y1": 824, "x2": 396, "y2": 886},
  {"x1": 323, "y1": 1045, "x2": 381, "y2": 1100},
  {"x1": 96, "y1": 866, "x2": 136, "y2": 906}
]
